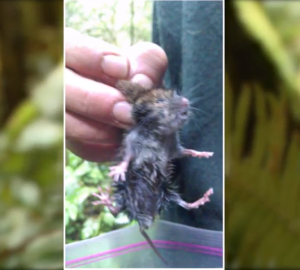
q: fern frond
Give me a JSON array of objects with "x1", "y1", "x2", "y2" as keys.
[{"x1": 226, "y1": 76, "x2": 300, "y2": 267}]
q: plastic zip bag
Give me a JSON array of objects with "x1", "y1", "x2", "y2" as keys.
[{"x1": 65, "y1": 220, "x2": 223, "y2": 268}]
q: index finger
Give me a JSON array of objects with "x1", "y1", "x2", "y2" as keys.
[
  {"x1": 65, "y1": 68, "x2": 133, "y2": 128},
  {"x1": 65, "y1": 28, "x2": 129, "y2": 84}
]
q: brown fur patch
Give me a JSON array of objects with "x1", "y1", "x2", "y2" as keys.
[
  {"x1": 116, "y1": 80, "x2": 148, "y2": 103},
  {"x1": 116, "y1": 80, "x2": 174, "y2": 106},
  {"x1": 136, "y1": 89, "x2": 173, "y2": 105}
]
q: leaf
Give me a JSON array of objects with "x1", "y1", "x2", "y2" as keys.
[
  {"x1": 0, "y1": 208, "x2": 41, "y2": 250},
  {"x1": 75, "y1": 186, "x2": 95, "y2": 204},
  {"x1": 10, "y1": 178, "x2": 41, "y2": 207},
  {"x1": 3, "y1": 100, "x2": 39, "y2": 143},
  {"x1": 234, "y1": 1, "x2": 300, "y2": 120},
  {"x1": 226, "y1": 80, "x2": 300, "y2": 267},
  {"x1": 21, "y1": 230, "x2": 63, "y2": 269},
  {"x1": 101, "y1": 212, "x2": 115, "y2": 228},
  {"x1": 67, "y1": 203, "x2": 78, "y2": 221},
  {"x1": 81, "y1": 217, "x2": 101, "y2": 239},
  {"x1": 114, "y1": 212, "x2": 130, "y2": 226},
  {"x1": 30, "y1": 63, "x2": 63, "y2": 119},
  {"x1": 232, "y1": 83, "x2": 251, "y2": 160},
  {"x1": 14, "y1": 118, "x2": 63, "y2": 152},
  {"x1": 74, "y1": 160, "x2": 92, "y2": 177}
]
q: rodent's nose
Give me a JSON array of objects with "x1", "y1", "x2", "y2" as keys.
[{"x1": 181, "y1": 97, "x2": 189, "y2": 107}]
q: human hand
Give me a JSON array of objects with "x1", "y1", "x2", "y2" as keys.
[{"x1": 65, "y1": 28, "x2": 168, "y2": 162}]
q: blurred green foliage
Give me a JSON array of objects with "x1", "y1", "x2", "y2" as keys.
[
  {"x1": 0, "y1": 62, "x2": 63, "y2": 268},
  {"x1": 262, "y1": 2, "x2": 300, "y2": 63},
  {"x1": 65, "y1": 0, "x2": 152, "y2": 46},
  {"x1": 65, "y1": 151, "x2": 133, "y2": 244},
  {"x1": 65, "y1": 0, "x2": 152, "y2": 244},
  {"x1": 0, "y1": 0, "x2": 63, "y2": 268},
  {"x1": 225, "y1": 1, "x2": 300, "y2": 268}
]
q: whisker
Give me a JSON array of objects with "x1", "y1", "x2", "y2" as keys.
[
  {"x1": 185, "y1": 82, "x2": 204, "y2": 95},
  {"x1": 184, "y1": 85, "x2": 216, "y2": 103},
  {"x1": 189, "y1": 106, "x2": 210, "y2": 117},
  {"x1": 185, "y1": 111, "x2": 202, "y2": 132}
]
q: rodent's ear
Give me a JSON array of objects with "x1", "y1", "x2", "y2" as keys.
[{"x1": 116, "y1": 80, "x2": 147, "y2": 103}]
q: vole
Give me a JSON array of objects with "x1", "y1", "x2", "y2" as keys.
[{"x1": 92, "y1": 80, "x2": 214, "y2": 265}]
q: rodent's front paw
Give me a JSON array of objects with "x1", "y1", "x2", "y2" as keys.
[
  {"x1": 108, "y1": 164, "x2": 127, "y2": 181},
  {"x1": 184, "y1": 149, "x2": 214, "y2": 158}
]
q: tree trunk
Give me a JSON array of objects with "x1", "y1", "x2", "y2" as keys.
[{"x1": 0, "y1": 1, "x2": 27, "y2": 127}]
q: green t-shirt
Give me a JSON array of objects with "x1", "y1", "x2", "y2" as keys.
[{"x1": 152, "y1": 1, "x2": 223, "y2": 231}]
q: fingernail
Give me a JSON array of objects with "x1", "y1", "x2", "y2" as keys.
[
  {"x1": 113, "y1": 101, "x2": 132, "y2": 125},
  {"x1": 101, "y1": 55, "x2": 128, "y2": 79}
]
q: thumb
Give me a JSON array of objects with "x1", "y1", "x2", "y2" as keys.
[{"x1": 124, "y1": 42, "x2": 168, "y2": 89}]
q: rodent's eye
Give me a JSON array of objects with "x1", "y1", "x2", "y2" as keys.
[{"x1": 157, "y1": 98, "x2": 166, "y2": 103}]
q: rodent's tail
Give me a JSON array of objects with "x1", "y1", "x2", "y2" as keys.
[{"x1": 140, "y1": 228, "x2": 168, "y2": 266}]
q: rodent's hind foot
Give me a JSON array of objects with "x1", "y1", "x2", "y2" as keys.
[
  {"x1": 186, "y1": 188, "x2": 214, "y2": 209},
  {"x1": 108, "y1": 161, "x2": 128, "y2": 181},
  {"x1": 91, "y1": 186, "x2": 120, "y2": 216},
  {"x1": 183, "y1": 149, "x2": 214, "y2": 159},
  {"x1": 92, "y1": 186, "x2": 112, "y2": 206},
  {"x1": 176, "y1": 188, "x2": 214, "y2": 210}
]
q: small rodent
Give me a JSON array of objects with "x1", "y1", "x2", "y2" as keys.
[{"x1": 92, "y1": 80, "x2": 214, "y2": 265}]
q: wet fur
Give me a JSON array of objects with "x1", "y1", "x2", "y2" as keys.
[
  {"x1": 109, "y1": 80, "x2": 196, "y2": 264},
  {"x1": 112, "y1": 81, "x2": 189, "y2": 231}
]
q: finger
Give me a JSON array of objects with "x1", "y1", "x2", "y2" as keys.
[
  {"x1": 65, "y1": 111, "x2": 122, "y2": 144},
  {"x1": 124, "y1": 42, "x2": 168, "y2": 89},
  {"x1": 65, "y1": 28, "x2": 129, "y2": 84},
  {"x1": 66, "y1": 140, "x2": 119, "y2": 162},
  {"x1": 65, "y1": 68, "x2": 133, "y2": 127}
]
